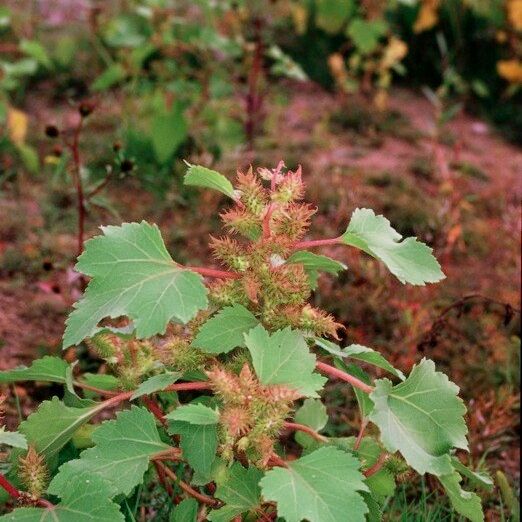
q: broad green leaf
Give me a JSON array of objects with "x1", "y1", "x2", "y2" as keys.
[
  {"x1": 192, "y1": 304, "x2": 259, "y2": 354},
  {"x1": 0, "y1": 356, "x2": 69, "y2": 384},
  {"x1": 131, "y1": 372, "x2": 181, "y2": 400},
  {"x1": 346, "y1": 19, "x2": 388, "y2": 54},
  {"x1": 151, "y1": 104, "x2": 187, "y2": 164},
  {"x1": 294, "y1": 398, "x2": 328, "y2": 447},
  {"x1": 244, "y1": 325, "x2": 326, "y2": 397},
  {"x1": 340, "y1": 208, "x2": 445, "y2": 285},
  {"x1": 0, "y1": 428, "x2": 27, "y2": 449},
  {"x1": 51, "y1": 406, "x2": 170, "y2": 497},
  {"x1": 63, "y1": 221, "x2": 208, "y2": 348},
  {"x1": 362, "y1": 492, "x2": 383, "y2": 522},
  {"x1": 0, "y1": 474, "x2": 123, "y2": 521},
  {"x1": 316, "y1": 0, "x2": 354, "y2": 34},
  {"x1": 439, "y1": 472, "x2": 484, "y2": 522},
  {"x1": 168, "y1": 421, "x2": 217, "y2": 479},
  {"x1": 451, "y1": 457, "x2": 493, "y2": 491},
  {"x1": 260, "y1": 447, "x2": 368, "y2": 522},
  {"x1": 19, "y1": 39, "x2": 52, "y2": 69},
  {"x1": 184, "y1": 164, "x2": 235, "y2": 199},
  {"x1": 316, "y1": 338, "x2": 405, "y2": 380},
  {"x1": 19, "y1": 397, "x2": 104, "y2": 462},
  {"x1": 369, "y1": 359, "x2": 468, "y2": 476},
  {"x1": 208, "y1": 463, "x2": 263, "y2": 522},
  {"x1": 170, "y1": 498, "x2": 198, "y2": 522},
  {"x1": 91, "y1": 63, "x2": 126, "y2": 91},
  {"x1": 166, "y1": 403, "x2": 219, "y2": 425}
]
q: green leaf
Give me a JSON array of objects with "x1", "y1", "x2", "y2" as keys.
[
  {"x1": 316, "y1": 0, "x2": 354, "y2": 34},
  {"x1": 151, "y1": 104, "x2": 187, "y2": 164},
  {"x1": 168, "y1": 421, "x2": 217, "y2": 479},
  {"x1": 0, "y1": 474, "x2": 124, "y2": 521},
  {"x1": 63, "y1": 221, "x2": 208, "y2": 348},
  {"x1": 0, "y1": 428, "x2": 27, "y2": 449},
  {"x1": 244, "y1": 325, "x2": 326, "y2": 397},
  {"x1": 260, "y1": 447, "x2": 368, "y2": 522},
  {"x1": 340, "y1": 208, "x2": 445, "y2": 285},
  {"x1": 208, "y1": 463, "x2": 263, "y2": 522},
  {"x1": 166, "y1": 403, "x2": 219, "y2": 425},
  {"x1": 184, "y1": 164, "x2": 236, "y2": 199},
  {"x1": 0, "y1": 356, "x2": 69, "y2": 384},
  {"x1": 170, "y1": 498, "x2": 198, "y2": 522},
  {"x1": 91, "y1": 63, "x2": 126, "y2": 91},
  {"x1": 369, "y1": 359, "x2": 468, "y2": 476},
  {"x1": 19, "y1": 39, "x2": 52, "y2": 69},
  {"x1": 439, "y1": 472, "x2": 484, "y2": 522},
  {"x1": 19, "y1": 397, "x2": 104, "y2": 462},
  {"x1": 346, "y1": 19, "x2": 388, "y2": 54},
  {"x1": 451, "y1": 457, "x2": 493, "y2": 491},
  {"x1": 316, "y1": 339, "x2": 405, "y2": 380},
  {"x1": 335, "y1": 360, "x2": 374, "y2": 418},
  {"x1": 51, "y1": 406, "x2": 170, "y2": 497},
  {"x1": 294, "y1": 399, "x2": 328, "y2": 447},
  {"x1": 192, "y1": 304, "x2": 259, "y2": 354},
  {"x1": 131, "y1": 372, "x2": 181, "y2": 400},
  {"x1": 287, "y1": 251, "x2": 346, "y2": 288}
]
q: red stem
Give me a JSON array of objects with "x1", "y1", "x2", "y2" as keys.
[
  {"x1": 185, "y1": 266, "x2": 240, "y2": 279},
  {"x1": 316, "y1": 361, "x2": 374, "y2": 394},
  {"x1": 364, "y1": 453, "x2": 388, "y2": 478},
  {"x1": 354, "y1": 419, "x2": 368, "y2": 451},
  {"x1": 153, "y1": 461, "x2": 174, "y2": 498},
  {"x1": 268, "y1": 453, "x2": 288, "y2": 468},
  {"x1": 142, "y1": 396, "x2": 167, "y2": 427},
  {"x1": 293, "y1": 237, "x2": 341, "y2": 249},
  {"x1": 284, "y1": 422, "x2": 328, "y2": 443},
  {"x1": 0, "y1": 473, "x2": 20, "y2": 499}
]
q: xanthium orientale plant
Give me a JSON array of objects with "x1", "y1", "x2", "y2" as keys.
[{"x1": 0, "y1": 163, "x2": 492, "y2": 522}]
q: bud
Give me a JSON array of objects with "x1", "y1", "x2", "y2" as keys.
[
  {"x1": 86, "y1": 333, "x2": 120, "y2": 363},
  {"x1": 52, "y1": 145, "x2": 63, "y2": 157},
  {"x1": 112, "y1": 141, "x2": 122, "y2": 152},
  {"x1": 78, "y1": 101, "x2": 95, "y2": 118},
  {"x1": 45, "y1": 125, "x2": 60, "y2": 138}
]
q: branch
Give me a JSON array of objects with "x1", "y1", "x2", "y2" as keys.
[
  {"x1": 157, "y1": 462, "x2": 219, "y2": 507},
  {"x1": 316, "y1": 361, "x2": 374, "y2": 394},
  {"x1": 283, "y1": 422, "x2": 328, "y2": 443},
  {"x1": 184, "y1": 266, "x2": 241, "y2": 279},
  {"x1": 292, "y1": 237, "x2": 341, "y2": 249}
]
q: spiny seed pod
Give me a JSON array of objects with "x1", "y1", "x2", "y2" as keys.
[
  {"x1": 44, "y1": 125, "x2": 59, "y2": 138},
  {"x1": 86, "y1": 333, "x2": 120, "y2": 363},
  {"x1": 271, "y1": 167, "x2": 305, "y2": 203},
  {"x1": 236, "y1": 169, "x2": 268, "y2": 215},
  {"x1": 158, "y1": 337, "x2": 207, "y2": 372},
  {"x1": 18, "y1": 447, "x2": 48, "y2": 498}
]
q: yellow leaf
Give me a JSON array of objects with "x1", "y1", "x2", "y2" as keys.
[
  {"x1": 381, "y1": 37, "x2": 408, "y2": 69},
  {"x1": 497, "y1": 59, "x2": 522, "y2": 84},
  {"x1": 291, "y1": 4, "x2": 308, "y2": 35},
  {"x1": 507, "y1": 0, "x2": 522, "y2": 30},
  {"x1": 413, "y1": 0, "x2": 440, "y2": 33},
  {"x1": 7, "y1": 108, "x2": 28, "y2": 145}
]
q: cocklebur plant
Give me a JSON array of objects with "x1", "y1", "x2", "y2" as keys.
[{"x1": 0, "y1": 163, "x2": 492, "y2": 521}]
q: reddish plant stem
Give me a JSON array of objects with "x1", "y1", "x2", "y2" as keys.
[
  {"x1": 73, "y1": 381, "x2": 120, "y2": 397},
  {"x1": 0, "y1": 473, "x2": 54, "y2": 509},
  {"x1": 316, "y1": 362, "x2": 374, "y2": 394},
  {"x1": 364, "y1": 453, "x2": 388, "y2": 478},
  {"x1": 283, "y1": 422, "x2": 328, "y2": 443},
  {"x1": 157, "y1": 462, "x2": 219, "y2": 507},
  {"x1": 153, "y1": 461, "x2": 174, "y2": 498},
  {"x1": 0, "y1": 473, "x2": 20, "y2": 500},
  {"x1": 292, "y1": 237, "x2": 341, "y2": 250},
  {"x1": 142, "y1": 396, "x2": 167, "y2": 428},
  {"x1": 68, "y1": 116, "x2": 86, "y2": 257},
  {"x1": 268, "y1": 453, "x2": 288, "y2": 468},
  {"x1": 184, "y1": 266, "x2": 240, "y2": 280},
  {"x1": 354, "y1": 419, "x2": 368, "y2": 451}
]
